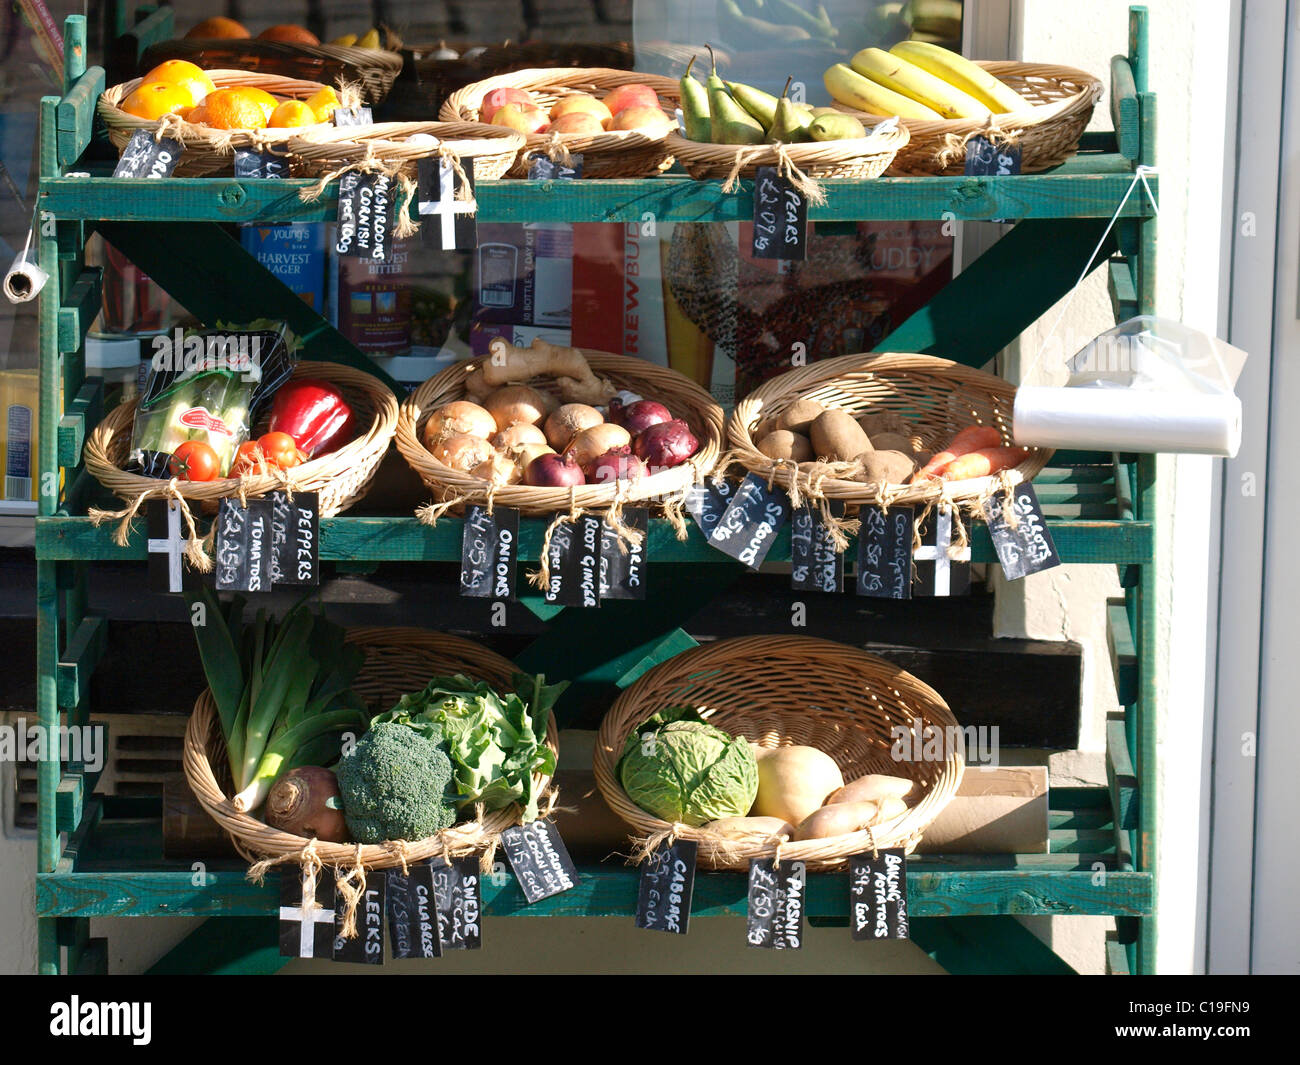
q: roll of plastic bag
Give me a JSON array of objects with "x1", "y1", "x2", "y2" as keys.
[
  {"x1": 4, "y1": 248, "x2": 49, "y2": 303},
  {"x1": 1013, "y1": 384, "x2": 1242, "y2": 457}
]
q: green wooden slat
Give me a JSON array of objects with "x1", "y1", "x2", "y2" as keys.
[
  {"x1": 1110, "y1": 56, "x2": 1140, "y2": 161},
  {"x1": 95, "y1": 222, "x2": 402, "y2": 394},
  {"x1": 54, "y1": 796, "x2": 103, "y2": 875},
  {"x1": 1034, "y1": 465, "x2": 1115, "y2": 485},
  {"x1": 56, "y1": 67, "x2": 106, "y2": 169},
  {"x1": 55, "y1": 613, "x2": 106, "y2": 710},
  {"x1": 57, "y1": 268, "x2": 102, "y2": 354},
  {"x1": 1050, "y1": 808, "x2": 1113, "y2": 831},
  {"x1": 39, "y1": 164, "x2": 1161, "y2": 225},
  {"x1": 1107, "y1": 598, "x2": 1138, "y2": 705},
  {"x1": 1106, "y1": 936, "x2": 1132, "y2": 974},
  {"x1": 55, "y1": 773, "x2": 84, "y2": 835},
  {"x1": 147, "y1": 918, "x2": 287, "y2": 975},
  {"x1": 1108, "y1": 258, "x2": 1139, "y2": 323},
  {"x1": 1050, "y1": 828, "x2": 1114, "y2": 854},
  {"x1": 1106, "y1": 712, "x2": 1140, "y2": 832},
  {"x1": 1051, "y1": 786, "x2": 1111, "y2": 809},
  {"x1": 912, "y1": 916, "x2": 1079, "y2": 975},
  {"x1": 57, "y1": 379, "x2": 102, "y2": 469},
  {"x1": 878, "y1": 219, "x2": 1118, "y2": 367},
  {"x1": 1129, "y1": 5, "x2": 1150, "y2": 95},
  {"x1": 35, "y1": 864, "x2": 1153, "y2": 919},
  {"x1": 1034, "y1": 482, "x2": 1116, "y2": 503},
  {"x1": 123, "y1": 4, "x2": 174, "y2": 63}
]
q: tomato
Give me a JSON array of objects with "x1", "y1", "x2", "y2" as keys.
[
  {"x1": 231, "y1": 440, "x2": 266, "y2": 476},
  {"x1": 257, "y1": 431, "x2": 303, "y2": 469},
  {"x1": 169, "y1": 440, "x2": 221, "y2": 481}
]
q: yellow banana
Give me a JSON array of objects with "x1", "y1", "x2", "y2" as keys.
[
  {"x1": 850, "y1": 47, "x2": 990, "y2": 119},
  {"x1": 823, "y1": 63, "x2": 941, "y2": 120},
  {"x1": 890, "y1": 40, "x2": 1028, "y2": 113},
  {"x1": 331, "y1": 33, "x2": 358, "y2": 46},
  {"x1": 357, "y1": 27, "x2": 381, "y2": 49}
]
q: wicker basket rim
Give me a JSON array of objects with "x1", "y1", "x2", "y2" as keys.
[
  {"x1": 171, "y1": 37, "x2": 405, "y2": 68},
  {"x1": 287, "y1": 120, "x2": 526, "y2": 162},
  {"x1": 663, "y1": 121, "x2": 910, "y2": 162}
]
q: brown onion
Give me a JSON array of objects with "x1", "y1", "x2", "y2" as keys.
[
  {"x1": 544, "y1": 403, "x2": 604, "y2": 450},
  {"x1": 484, "y1": 384, "x2": 554, "y2": 430},
  {"x1": 564, "y1": 423, "x2": 631, "y2": 469},
  {"x1": 491, "y1": 423, "x2": 548, "y2": 452},
  {"x1": 424, "y1": 400, "x2": 496, "y2": 441},
  {"x1": 431, "y1": 431, "x2": 493, "y2": 472}
]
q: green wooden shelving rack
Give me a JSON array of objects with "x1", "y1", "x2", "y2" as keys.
[{"x1": 30, "y1": 6, "x2": 1160, "y2": 975}]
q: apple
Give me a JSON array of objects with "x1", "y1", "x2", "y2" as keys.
[
  {"x1": 491, "y1": 102, "x2": 549, "y2": 134},
  {"x1": 481, "y1": 86, "x2": 533, "y2": 123},
  {"x1": 608, "y1": 105, "x2": 674, "y2": 134},
  {"x1": 550, "y1": 93, "x2": 613, "y2": 127},
  {"x1": 602, "y1": 83, "x2": 660, "y2": 116},
  {"x1": 548, "y1": 111, "x2": 605, "y2": 135}
]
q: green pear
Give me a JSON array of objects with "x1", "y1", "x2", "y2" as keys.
[
  {"x1": 680, "y1": 55, "x2": 711, "y2": 142},
  {"x1": 706, "y1": 46, "x2": 765, "y2": 144},
  {"x1": 767, "y1": 76, "x2": 813, "y2": 144},
  {"x1": 808, "y1": 113, "x2": 867, "y2": 141}
]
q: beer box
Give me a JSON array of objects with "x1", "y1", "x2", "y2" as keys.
[
  {"x1": 473, "y1": 223, "x2": 573, "y2": 328},
  {"x1": 1, "y1": 370, "x2": 39, "y2": 512}
]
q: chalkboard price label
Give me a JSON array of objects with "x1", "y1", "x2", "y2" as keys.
[
  {"x1": 353, "y1": 173, "x2": 395, "y2": 264},
  {"x1": 335, "y1": 172, "x2": 362, "y2": 258},
  {"x1": 684, "y1": 480, "x2": 731, "y2": 539},
  {"x1": 233, "y1": 149, "x2": 289, "y2": 180},
  {"x1": 791, "y1": 501, "x2": 844, "y2": 593},
  {"x1": 745, "y1": 858, "x2": 806, "y2": 950},
  {"x1": 113, "y1": 129, "x2": 182, "y2": 179},
  {"x1": 213, "y1": 498, "x2": 272, "y2": 593},
  {"x1": 386, "y1": 865, "x2": 441, "y2": 960},
  {"x1": 600, "y1": 508, "x2": 648, "y2": 600},
  {"x1": 558, "y1": 514, "x2": 603, "y2": 608},
  {"x1": 431, "y1": 857, "x2": 482, "y2": 951},
  {"x1": 461, "y1": 505, "x2": 518, "y2": 599},
  {"x1": 857, "y1": 504, "x2": 914, "y2": 599},
  {"x1": 501, "y1": 821, "x2": 579, "y2": 904},
  {"x1": 332, "y1": 106, "x2": 373, "y2": 126},
  {"x1": 849, "y1": 849, "x2": 909, "y2": 940},
  {"x1": 527, "y1": 152, "x2": 584, "y2": 180},
  {"x1": 543, "y1": 518, "x2": 579, "y2": 606},
  {"x1": 709, "y1": 473, "x2": 791, "y2": 570},
  {"x1": 635, "y1": 838, "x2": 697, "y2": 935},
  {"x1": 964, "y1": 135, "x2": 1022, "y2": 177},
  {"x1": 982, "y1": 484, "x2": 1060, "y2": 581},
  {"x1": 332, "y1": 870, "x2": 386, "y2": 964},
  {"x1": 752, "y1": 166, "x2": 808, "y2": 261},
  {"x1": 269, "y1": 490, "x2": 319, "y2": 587}
]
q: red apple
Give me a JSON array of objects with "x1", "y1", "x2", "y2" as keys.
[
  {"x1": 608, "y1": 105, "x2": 674, "y2": 134},
  {"x1": 550, "y1": 94, "x2": 613, "y2": 126},
  {"x1": 602, "y1": 83, "x2": 660, "y2": 116},
  {"x1": 492, "y1": 102, "x2": 549, "y2": 134},
  {"x1": 549, "y1": 111, "x2": 606, "y2": 135},
  {"x1": 481, "y1": 86, "x2": 533, "y2": 122}
]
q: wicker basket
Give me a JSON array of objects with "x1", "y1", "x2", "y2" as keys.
[
  {"x1": 287, "y1": 120, "x2": 524, "y2": 182},
  {"x1": 140, "y1": 38, "x2": 404, "y2": 105},
  {"x1": 99, "y1": 70, "x2": 333, "y2": 176},
  {"x1": 84, "y1": 361, "x2": 399, "y2": 518},
  {"x1": 594, "y1": 635, "x2": 965, "y2": 871},
  {"x1": 440, "y1": 67, "x2": 680, "y2": 177},
  {"x1": 835, "y1": 61, "x2": 1102, "y2": 176},
  {"x1": 395, "y1": 350, "x2": 725, "y2": 518},
  {"x1": 183, "y1": 627, "x2": 560, "y2": 871},
  {"x1": 664, "y1": 122, "x2": 910, "y2": 183},
  {"x1": 727, "y1": 352, "x2": 1053, "y2": 511}
]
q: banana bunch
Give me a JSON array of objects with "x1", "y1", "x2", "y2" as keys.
[
  {"x1": 330, "y1": 25, "x2": 402, "y2": 50},
  {"x1": 824, "y1": 41, "x2": 1028, "y2": 120}
]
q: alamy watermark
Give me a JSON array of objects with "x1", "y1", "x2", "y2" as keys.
[
  {"x1": 0, "y1": 720, "x2": 104, "y2": 772},
  {"x1": 891, "y1": 716, "x2": 1000, "y2": 767},
  {"x1": 50, "y1": 997, "x2": 151, "y2": 1045},
  {"x1": 149, "y1": 328, "x2": 263, "y2": 381}
]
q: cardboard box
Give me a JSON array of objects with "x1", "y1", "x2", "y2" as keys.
[
  {"x1": 0, "y1": 370, "x2": 39, "y2": 512},
  {"x1": 473, "y1": 223, "x2": 573, "y2": 328},
  {"x1": 915, "y1": 765, "x2": 1049, "y2": 854}
]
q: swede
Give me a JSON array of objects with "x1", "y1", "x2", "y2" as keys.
[{"x1": 751, "y1": 745, "x2": 845, "y2": 826}]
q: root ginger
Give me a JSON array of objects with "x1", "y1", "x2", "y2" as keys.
[{"x1": 466, "y1": 338, "x2": 616, "y2": 406}]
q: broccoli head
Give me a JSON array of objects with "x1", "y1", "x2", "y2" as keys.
[{"x1": 336, "y1": 722, "x2": 457, "y2": 843}]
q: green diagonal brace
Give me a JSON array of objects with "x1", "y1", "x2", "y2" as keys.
[
  {"x1": 910, "y1": 916, "x2": 1080, "y2": 975},
  {"x1": 146, "y1": 917, "x2": 286, "y2": 975},
  {"x1": 876, "y1": 219, "x2": 1117, "y2": 368},
  {"x1": 95, "y1": 221, "x2": 401, "y2": 394}
]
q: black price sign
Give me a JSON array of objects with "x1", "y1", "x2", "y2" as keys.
[
  {"x1": 213, "y1": 498, "x2": 273, "y2": 593},
  {"x1": 708, "y1": 473, "x2": 791, "y2": 570},
  {"x1": 353, "y1": 173, "x2": 395, "y2": 264},
  {"x1": 849, "y1": 849, "x2": 909, "y2": 940},
  {"x1": 791, "y1": 501, "x2": 844, "y2": 593},
  {"x1": 431, "y1": 857, "x2": 482, "y2": 951},
  {"x1": 635, "y1": 838, "x2": 697, "y2": 935},
  {"x1": 233, "y1": 149, "x2": 289, "y2": 179},
  {"x1": 857, "y1": 504, "x2": 914, "y2": 599},
  {"x1": 332, "y1": 872, "x2": 385, "y2": 964},
  {"x1": 460, "y1": 505, "x2": 518, "y2": 599},
  {"x1": 386, "y1": 865, "x2": 441, "y2": 960},
  {"x1": 335, "y1": 171, "x2": 362, "y2": 258},
  {"x1": 964, "y1": 134, "x2": 1022, "y2": 177},
  {"x1": 501, "y1": 821, "x2": 579, "y2": 904},
  {"x1": 547, "y1": 514, "x2": 601, "y2": 608},
  {"x1": 113, "y1": 129, "x2": 182, "y2": 179},
  {"x1": 417, "y1": 156, "x2": 478, "y2": 251},
  {"x1": 684, "y1": 478, "x2": 732, "y2": 539},
  {"x1": 527, "y1": 152, "x2": 583, "y2": 180},
  {"x1": 600, "y1": 508, "x2": 648, "y2": 600},
  {"x1": 269, "y1": 490, "x2": 319, "y2": 587},
  {"x1": 279, "y1": 869, "x2": 336, "y2": 959},
  {"x1": 752, "y1": 166, "x2": 808, "y2": 261},
  {"x1": 746, "y1": 858, "x2": 806, "y2": 949},
  {"x1": 332, "y1": 106, "x2": 373, "y2": 126},
  {"x1": 543, "y1": 518, "x2": 579, "y2": 606},
  {"x1": 983, "y1": 484, "x2": 1060, "y2": 581}
]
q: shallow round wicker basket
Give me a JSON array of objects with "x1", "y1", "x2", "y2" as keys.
[
  {"x1": 184, "y1": 627, "x2": 560, "y2": 869},
  {"x1": 665, "y1": 121, "x2": 910, "y2": 182},
  {"x1": 287, "y1": 120, "x2": 525, "y2": 181},
  {"x1": 728, "y1": 352, "x2": 1053, "y2": 510},
  {"x1": 594, "y1": 635, "x2": 965, "y2": 871},
  {"x1": 833, "y1": 61, "x2": 1102, "y2": 176},
  {"x1": 99, "y1": 70, "x2": 333, "y2": 176},
  {"x1": 140, "y1": 38, "x2": 404, "y2": 105},
  {"x1": 395, "y1": 351, "x2": 725, "y2": 517},
  {"x1": 84, "y1": 361, "x2": 398, "y2": 517},
  {"x1": 440, "y1": 67, "x2": 680, "y2": 177}
]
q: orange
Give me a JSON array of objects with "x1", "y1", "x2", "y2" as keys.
[
  {"x1": 186, "y1": 17, "x2": 249, "y2": 39},
  {"x1": 138, "y1": 60, "x2": 215, "y2": 107},
  {"x1": 120, "y1": 81, "x2": 196, "y2": 121},
  {"x1": 185, "y1": 104, "x2": 208, "y2": 124},
  {"x1": 258, "y1": 24, "x2": 321, "y2": 45},
  {"x1": 268, "y1": 100, "x2": 316, "y2": 127},
  {"x1": 201, "y1": 86, "x2": 278, "y2": 130},
  {"x1": 304, "y1": 86, "x2": 340, "y2": 122}
]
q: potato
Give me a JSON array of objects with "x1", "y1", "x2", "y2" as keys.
[
  {"x1": 875, "y1": 796, "x2": 909, "y2": 823},
  {"x1": 703, "y1": 816, "x2": 795, "y2": 842},
  {"x1": 856, "y1": 450, "x2": 915, "y2": 486},
  {"x1": 773, "y1": 398, "x2": 827, "y2": 435},
  {"x1": 858, "y1": 411, "x2": 910, "y2": 437},
  {"x1": 869, "y1": 432, "x2": 914, "y2": 454},
  {"x1": 827, "y1": 773, "x2": 915, "y2": 805},
  {"x1": 810, "y1": 410, "x2": 871, "y2": 462},
  {"x1": 794, "y1": 800, "x2": 880, "y2": 840},
  {"x1": 757, "y1": 430, "x2": 813, "y2": 463},
  {"x1": 752, "y1": 745, "x2": 845, "y2": 826}
]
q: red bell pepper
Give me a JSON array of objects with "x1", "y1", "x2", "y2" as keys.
[{"x1": 268, "y1": 378, "x2": 355, "y2": 458}]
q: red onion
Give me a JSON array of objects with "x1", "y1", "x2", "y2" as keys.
[
  {"x1": 611, "y1": 399, "x2": 673, "y2": 436},
  {"x1": 634, "y1": 419, "x2": 699, "y2": 470},
  {"x1": 524, "y1": 452, "x2": 585, "y2": 488},
  {"x1": 584, "y1": 445, "x2": 646, "y2": 485}
]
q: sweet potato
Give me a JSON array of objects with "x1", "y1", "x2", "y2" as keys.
[{"x1": 827, "y1": 773, "x2": 915, "y2": 805}]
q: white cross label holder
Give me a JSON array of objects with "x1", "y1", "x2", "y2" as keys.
[{"x1": 418, "y1": 157, "x2": 478, "y2": 251}]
